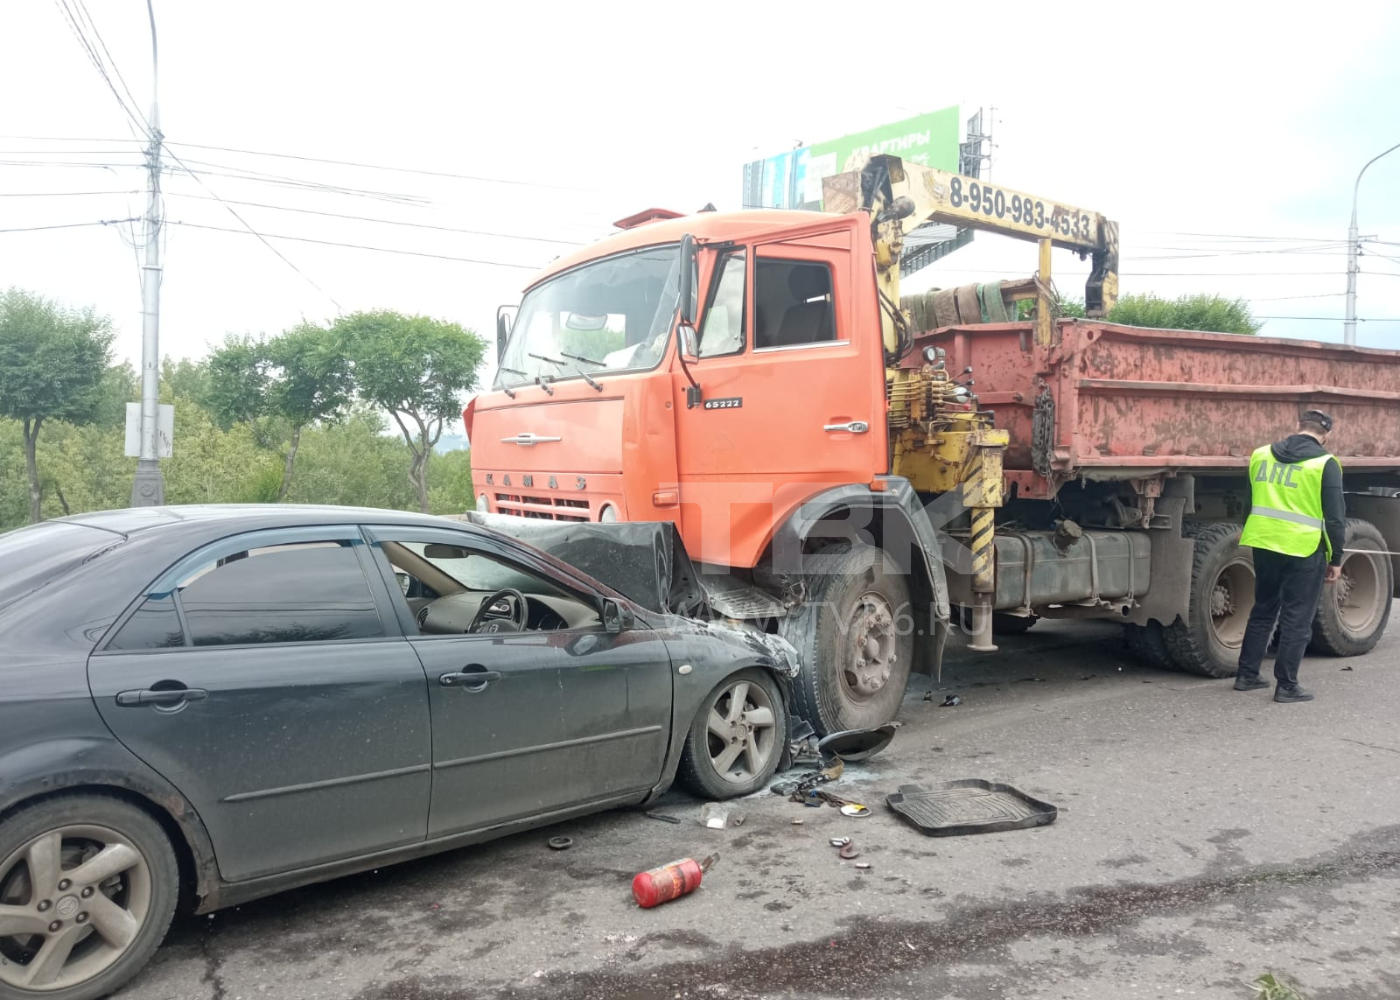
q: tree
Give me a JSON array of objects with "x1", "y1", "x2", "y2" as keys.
[
  {"x1": 203, "y1": 334, "x2": 273, "y2": 439},
  {"x1": 0, "y1": 289, "x2": 113, "y2": 522},
  {"x1": 264, "y1": 323, "x2": 353, "y2": 500},
  {"x1": 336, "y1": 310, "x2": 485, "y2": 513},
  {"x1": 1108, "y1": 293, "x2": 1261, "y2": 335}
]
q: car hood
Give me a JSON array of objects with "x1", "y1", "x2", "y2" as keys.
[{"x1": 462, "y1": 513, "x2": 705, "y2": 617}]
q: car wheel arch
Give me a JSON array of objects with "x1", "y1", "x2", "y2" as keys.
[{"x1": 0, "y1": 761, "x2": 219, "y2": 912}]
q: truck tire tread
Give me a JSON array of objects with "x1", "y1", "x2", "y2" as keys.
[
  {"x1": 1163, "y1": 521, "x2": 1246, "y2": 678},
  {"x1": 1308, "y1": 518, "x2": 1394, "y2": 656}
]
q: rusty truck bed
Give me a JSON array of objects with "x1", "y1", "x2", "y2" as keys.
[{"x1": 914, "y1": 320, "x2": 1400, "y2": 496}]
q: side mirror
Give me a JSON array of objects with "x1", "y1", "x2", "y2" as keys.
[
  {"x1": 496, "y1": 305, "x2": 516, "y2": 364},
  {"x1": 677, "y1": 235, "x2": 696, "y2": 328},
  {"x1": 602, "y1": 598, "x2": 635, "y2": 634},
  {"x1": 679, "y1": 325, "x2": 699, "y2": 361}
]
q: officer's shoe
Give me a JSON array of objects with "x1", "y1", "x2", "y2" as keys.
[
  {"x1": 1234, "y1": 674, "x2": 1270, "y2": 692},
  {"x1": 1273, "y1": 685, "x2": 1315, "y2": 703}
]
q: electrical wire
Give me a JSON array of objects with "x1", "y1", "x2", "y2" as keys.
[
  {"x1": 168, "y1": 220, "x2": 542, "y2": 269},
  {"x1": 162, "y1": 146, "x2": 342, "y2": 310},
  {"x1": 0, "y1": 218, "x2": 138, "y2": 233},
  {"x1": 0, "y1": 190, "x2": 139, "y2": 197},
  {"x1": 72, "y1": 0, "x2": 147, "y2": 130},
  {"x1": 51, "y1": 0, "x2": 149, "y2": 136}
]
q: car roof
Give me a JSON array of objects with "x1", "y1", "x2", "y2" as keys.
[{"x1": 53, "y1": 504, "x2": 480, "y2": 541}]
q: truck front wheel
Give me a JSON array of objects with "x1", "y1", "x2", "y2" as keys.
[
  {"x1": 784, "y1": 545, "x2": 914, "y2": 735},
  {"x1": 1163, "y1": 522, "x2": 1254, "y2": 678}
]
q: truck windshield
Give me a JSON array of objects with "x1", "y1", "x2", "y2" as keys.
[{"x1": 496, "y1": 244, "x2": 693, "y2": 389}]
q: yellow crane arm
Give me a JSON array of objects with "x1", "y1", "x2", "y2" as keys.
[{"x1": 823, "y1": 154, "x2": 1119, "y2": 356}]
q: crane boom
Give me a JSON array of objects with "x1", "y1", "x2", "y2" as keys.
[{"x1": 823, "y1": 154, "x2": 1119, "y2": 356}]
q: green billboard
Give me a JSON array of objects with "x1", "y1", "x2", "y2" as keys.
[{"x1": 743, "y1": 106, "x2": 962, "y2": 212}]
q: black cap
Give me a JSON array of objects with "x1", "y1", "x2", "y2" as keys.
[{"x1": 1300, "y1": 409, "x2": 1334, "y2": 432}]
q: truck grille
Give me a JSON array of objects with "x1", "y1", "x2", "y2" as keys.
[{"x1": 494, "y1": 493, "x2": 591, "y2": 522}]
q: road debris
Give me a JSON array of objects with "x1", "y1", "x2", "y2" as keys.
[
  {"x1": 699, "y1": 803, "x2": 745, "y2": 829},
  {"x1": 547, "y1": 836, "x2": 573, "y2": 850},
  {"x1": 886, "y1": 780, "x2": 1058, "y2": 836},
  {"x1": 840, "y1": 803, "x2": 871, "y2": 818},
  {"x1": 940, "y1": 695, "x2": 962, "y2": 707},
  {"x1": 855, "y1": 862, "x2": 872, "y2": 870},
  {"x1": 632, "y1": 853, "x2": 718, "y2": 909},
  {"x1": 645, "y1": 811, "x2": 682, "y2": 824},
  {"x1": 838, "y1": 840, "x2": 859, "y2": 860}
]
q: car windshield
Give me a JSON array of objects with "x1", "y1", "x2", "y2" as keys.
[
  {"x1": 0, "y1": 521, "x2": 123, "y2": 611},
  {"x1": 495, "y1": 244, "x2": 693, "y2": 389},
  {"x1": 400, "y1": 542, "x2": 572, "y2": 599}
]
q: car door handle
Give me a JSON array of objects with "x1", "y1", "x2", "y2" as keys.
[
  {"x1": 439, "y1": 669, "x2": 502, "y2": 688},
  {"x1": 115, "y1": 686, "x2": 208, "y2": 707},
  {"x1": 823, "y1": 421, "x2": 869, "y2": 433}
]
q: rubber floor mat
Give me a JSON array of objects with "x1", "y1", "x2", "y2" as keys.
[{"x1": 885, "y1": 780, "x2": 1058, "y2": 836}]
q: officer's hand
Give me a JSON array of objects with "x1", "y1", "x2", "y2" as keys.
[{"x1": 1325, "y1": 564, "x2": 1343, "y2": 583}]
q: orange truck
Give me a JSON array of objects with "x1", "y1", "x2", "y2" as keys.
[{"x1": 465, "y1": 155, "x2": 1400, "y2": 736}]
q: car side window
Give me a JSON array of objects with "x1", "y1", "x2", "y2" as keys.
[
  {"x1": 106, "y1": 540, "x2": 384, "y2": 650},
  {"x1": 373, "y1": 537, "x2": 603, "y2": 636},
  {"x1": 698, "y1": 251, "x2": 746, "y2": 357},
  {"x1": 753, "y1": 259, "x2": 836, "y2": 349}
]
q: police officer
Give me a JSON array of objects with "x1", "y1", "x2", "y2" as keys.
[{"x1": 1234, "y1": 410, "x2": 1345, "y2": 702}]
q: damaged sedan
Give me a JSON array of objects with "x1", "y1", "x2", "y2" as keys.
[{"x1": 0, "y1": 505, "x2": 799, "y2": 1000}]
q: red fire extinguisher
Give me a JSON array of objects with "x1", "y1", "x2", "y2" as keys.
[{"x1": 631, "y1": 853, "x2": 718, "y2": 908}]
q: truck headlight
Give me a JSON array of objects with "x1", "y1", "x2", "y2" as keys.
[
  {"x1": 599, "y1": 504, "x2": 618, "y2": 523},
  {"x1": 477, "y1": 493, "x2": 490, "y2": 513}
]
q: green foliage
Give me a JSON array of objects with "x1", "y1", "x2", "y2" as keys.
[
  {"x1": 203, "y1": 334, "x2": 271, "y2": 430},
  {"x1": 1017, "y1": 297, "x2": 1087, "y2": 320},
  {"x1": 160, "y1": 356, "x2": 209, "y2": 404},
  {"x1": 1252, "y1": 973, "x2": 1307, "y2": 1000},
  {"x1": 266, "y1": 322, "x2": 353, "y2": 431},
  {"x1": 1108, "y1": 293, "x2": 1260, "y2": 334},
  {"x1": 335, "y1": 310, "x2": 485, "y2": 512}
]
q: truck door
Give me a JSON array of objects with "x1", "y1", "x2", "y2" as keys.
[{"x1": 672, "y1": 226, "x2": 887, "y2": 566}]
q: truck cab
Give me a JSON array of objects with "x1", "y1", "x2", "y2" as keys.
[{"x1": 468, "y1": 209, "x2": 889, "y2": 572}]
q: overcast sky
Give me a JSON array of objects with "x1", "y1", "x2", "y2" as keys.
[{"x1": 3, "y1": 0, "x2": 1399, "y2": 393}]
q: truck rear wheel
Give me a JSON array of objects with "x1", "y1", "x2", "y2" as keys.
[
  {"x1": 1309, "y1": 518, "x2": 1394, "y2": 656},
  {"x1": 784, "y1": 545, "x2": 914, "y2": 736},
  {"x1": 1163, "y1": 522, "x2": 1253, "y2": 678}
]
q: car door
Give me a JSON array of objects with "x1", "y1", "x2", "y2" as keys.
[
  {"x1": 362, "y1": 524, "x2": 673, "y2": 838},
  {"x1": 87, "y1": 527, "x2": 432, "y2": 883}
]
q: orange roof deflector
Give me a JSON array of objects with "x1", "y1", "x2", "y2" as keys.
[{"x1": 613, "y1": 208, "x2": 685, "y2": 230}]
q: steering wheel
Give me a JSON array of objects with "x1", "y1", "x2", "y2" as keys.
[{"x1": 467, "y1": 588, "x2": 529, "y2": 634}]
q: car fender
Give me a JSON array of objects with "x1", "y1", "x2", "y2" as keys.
[
  {"x1": 0, "y1": 734, "x2": 220, "y2": 907},
  {"x1": 644, "y1": 624, "x2": 798, "y2": 802}
]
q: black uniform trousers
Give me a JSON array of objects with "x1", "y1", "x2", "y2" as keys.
[{"x1": 1237, "y1": 545, "x2": 1327, "y2": 689}]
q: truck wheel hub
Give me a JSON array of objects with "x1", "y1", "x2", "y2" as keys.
[{"x1": 844, "y1": 594, "x2": 895, "y2": 699}]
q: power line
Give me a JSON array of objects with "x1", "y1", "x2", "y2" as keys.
[
  {"x1": 0, "y1": 189, "x2": 139, "y2": 197},
  {"x1": 162, "y1": 145, "x2": 342, "y2": 310},
  {"x1": 0, "y1": 217, "x2": 138, "y2": 233},
  {"x1": 168, "y1": 220, "x2": 543, "y2": 269},
  {"x1": 1254, "y1": 315, "x2": 1400, "y2": 322},
  {"x1": 71, "y1": 0, "x2": 146, "y2": 132},
  {"x1": 163, "y1": 190, "x2": 587, "y2": 246},
  {"x1": 164, "y1": 140, "x2": 618, "y2": 195},
  {"x1": 51, "y1": 0, "x2": 149, "y2": 135}
]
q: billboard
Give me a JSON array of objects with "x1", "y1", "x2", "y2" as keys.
[{"x1": 742, "y1": 106, "x2": 962, "y2": 212}]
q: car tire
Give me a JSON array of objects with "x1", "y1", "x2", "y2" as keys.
[
  {"x1": 1124, "y1": 620, "x2": 1177, "y2": 672},
  {"x1": 1309, "y1": 518, "x2": 1394, "y2": 656},
  {"x1": 678, "y1": 668, "x2": 788, "y2": 800},
  {"x1": 783, "y1": 544, "x2": 915, "y2": 735},
  {"x1": 0, "y1": 794, "x2": 179, "y2": 1000}
]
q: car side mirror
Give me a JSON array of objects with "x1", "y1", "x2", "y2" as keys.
[
  {"x1": 602, "y1": 599, "x2": 635, "y2": 634},
  {"x1": 677, "y1": 235, "x2": 696, "y2": 327},
  {"x1": 679, "y1": 325, "x2": 699, "y2": 362}
]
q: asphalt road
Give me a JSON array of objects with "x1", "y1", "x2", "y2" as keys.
[{"x1": 121, "y1": 610, "x2": 1400, "y2": 1000}]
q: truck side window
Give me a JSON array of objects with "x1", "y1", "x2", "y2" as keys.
[
  {"x1": 754, "y1": 260, "x2": 836, "y2": 349},
  {"x1": 698, "y1": 251, "x2": 746, "y2": 357}
]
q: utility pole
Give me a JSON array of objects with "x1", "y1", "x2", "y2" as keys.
[
  {"x1": 1344, "y1": 140, "x2": 1400, "y2": 347},
  {"x1": 130, "y1": 0, "x2": 164, "y2": 506}
]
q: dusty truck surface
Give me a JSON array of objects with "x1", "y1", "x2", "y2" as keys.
[{"x1": 465, "y1": 154, "x2": 1400, "y2": 736}]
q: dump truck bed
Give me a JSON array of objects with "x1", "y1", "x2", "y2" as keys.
[{"x1": 914, "y1": 320, "x2": 1400, "y2": 495}]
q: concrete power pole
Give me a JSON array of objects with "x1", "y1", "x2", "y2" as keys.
[
  {"x1": 130, "y1": 0, "x2": 164, "y2": 506},
  {"x1": 1343, "y1": 140, "x2": 1400, "y2": 348}
]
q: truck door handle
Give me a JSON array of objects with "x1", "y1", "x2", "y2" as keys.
[
  {"x1": 440, "y1": 669, "x2": 502, "y2": 689},
  {"x1": 115, "y1": 686, "x2": 208, "y2": 708},
  {"x1": 824, "y1": 421, "x2": 869, "y2": 434}
]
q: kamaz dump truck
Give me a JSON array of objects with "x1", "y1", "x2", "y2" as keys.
[{"x1": 465, "y1": 155, "x2": 1400, "y2": 736}]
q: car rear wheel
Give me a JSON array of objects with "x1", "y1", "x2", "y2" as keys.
[
  {"x1": 0, "y1": 795, "x2": 178, "y2": 1000},
  {"x1": 678, "y1": 669, "x2": 787, "y2": 800},
  {"x1": 1309, "y1": 518, "x2": 1394, "y2": 656}
]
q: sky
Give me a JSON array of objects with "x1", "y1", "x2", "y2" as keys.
[{"x1": 2, "y1": 0, "x2": 1399, "y2": 399}]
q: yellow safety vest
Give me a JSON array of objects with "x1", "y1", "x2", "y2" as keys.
[{"x1": 1239, "y1": 445, "x2": 1336, "y2": 560}]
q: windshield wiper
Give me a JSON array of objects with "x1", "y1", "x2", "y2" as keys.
[
  {"x1": 561, "y1": 351, "x2": 606, "y2": 367},
  {"x1": 535, "y1": 373, "x2": 555, "y2": 396},
  {"x1": 528, "y1": 352, "x2": 565, "y2": 368},
  {"x1": 570, "y1": 361, "x2": 603, "y2": 392},
  {"x1": 496, "y1": 366, "x2": 529, "y2": 397},
  {"x1": 533, "y1": 351, "x2": 602, "y2": 391}
]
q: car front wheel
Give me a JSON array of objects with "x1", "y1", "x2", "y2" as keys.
[
  {"x1": 678, "y1": 669, "x2": 787, "y2": 800},
  {"x1": 0, "y1": 794, "x2": 178, "y2": 1000}
]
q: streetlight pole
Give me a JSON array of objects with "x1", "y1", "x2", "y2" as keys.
[
  {"x1": 1344, "y1": 140, "x2": 1400, "y2": 347},
  {"x1": 130, "y1": 0, "x2": 164, "y2": 506}
]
